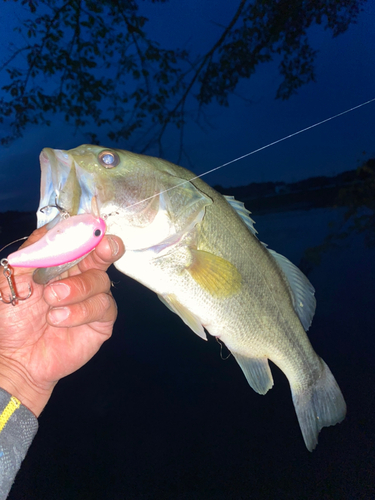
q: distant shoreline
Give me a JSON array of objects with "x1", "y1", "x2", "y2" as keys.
[
  {"x1": 215, "y1": 160, "x2": 374, "y2": 215},
  {"x1": 1, "y1": 162, "x2": 373, "y2": 230},
  {"x1": 217, "y1": 183, "x2": 346, "y2": 215}
]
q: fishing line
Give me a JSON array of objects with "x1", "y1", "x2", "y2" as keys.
[
  {"x1": 216, "y1": 337, "x2": 231, "y2": 360},
  {"x1": 0, "y1": 237, "x2": 28, "y2": 255},
  {"x1": 122, "y1": 96, "x2": 375, "y2": 211}
]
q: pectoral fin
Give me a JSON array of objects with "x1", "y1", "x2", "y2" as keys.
[
  {"x1": 188, "y1": 249, "x2": 242, "y2": 298},
  {"x1": 232, "y1": 352, "x2": 274, "y2": 395},
  {"x1": 158, "y1": 293, "x2": 207, "y2": 340}
]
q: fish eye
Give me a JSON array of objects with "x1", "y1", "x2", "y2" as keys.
[
  {"x1": 98, "y1": 150, "x2": 120, "y2": 168},
  {"x1": 94, "y1": 229, "x2": 102, "y2": 237}
]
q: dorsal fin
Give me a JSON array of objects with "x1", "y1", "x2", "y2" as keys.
[
  {"x1": 224, "y1": 194, "x2": 316, "y2": 331},
  {"x1": 267, "y1": 248, "x2": 316, "y2": 331},
  {"x1": 224, "y1": 195, "x2": 258, "y2": 236}
]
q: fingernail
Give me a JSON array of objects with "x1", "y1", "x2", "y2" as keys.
[
  {"x1": 49, "y1": 307, "x2": 70, "y2": 324},
  {"x1": 107, "y1": 236, "x2": 120, "y2": 256},
  {"x1": 49, "y1": 283, "x2": 70, "y2": 301}
]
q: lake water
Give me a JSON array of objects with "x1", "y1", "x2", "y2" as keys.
[{"x1": 8, "y1": 207, "x2": 375, "y2": 500}]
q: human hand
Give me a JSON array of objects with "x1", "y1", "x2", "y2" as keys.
[{"x1": 0, "y1": 227, "x2": 125, "y2": 417}]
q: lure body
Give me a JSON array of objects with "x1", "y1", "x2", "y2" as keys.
[{"x1": 8, "y1": 214, "x2": 106, "y2": 268}]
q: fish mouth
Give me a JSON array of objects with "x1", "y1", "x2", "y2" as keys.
[{"x1": 37, "y1": 148, "x2": 97, "y2": 228}]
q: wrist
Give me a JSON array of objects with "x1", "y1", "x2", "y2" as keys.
[{"x1": 0, "y1": 357, "x2": 54, "y2": 417}]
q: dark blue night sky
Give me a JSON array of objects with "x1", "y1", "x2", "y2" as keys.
[
  {"x1": 0, "y1": 2, "x2": 375, "y2": 499},
  {"x1": 0, "y1": 1, "x2": 374, "y2": 212}
]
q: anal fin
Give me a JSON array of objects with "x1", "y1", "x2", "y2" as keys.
[{"x1": 232, "y1": 352, "x2": 274, "y2": 395}]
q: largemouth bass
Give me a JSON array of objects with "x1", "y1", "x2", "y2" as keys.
[{"x1": 35, "y1": 145, "x2": 346, "y2": 451}]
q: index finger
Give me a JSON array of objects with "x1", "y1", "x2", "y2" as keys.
[{"x1": 78, "y1": 234, "x2": 125, "y2": 273}]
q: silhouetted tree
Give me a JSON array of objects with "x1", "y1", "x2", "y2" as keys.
[{"x1": 0, "y1": 0, "x2": 366, "y2": 153}]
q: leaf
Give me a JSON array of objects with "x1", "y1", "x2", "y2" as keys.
[{"x1": 0, "y1": 0, "x2": 365, "y2": 150}]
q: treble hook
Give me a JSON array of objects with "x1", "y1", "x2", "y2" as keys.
[
  {"x1": 0, "y1": 259, "x2": 32, "y2": 306},
  {"x1": 39, "y1": 196, "x2": 70, "y2": 220}
]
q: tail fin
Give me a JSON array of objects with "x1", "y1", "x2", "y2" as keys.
[{"x1": 291, "y1": 359, "x2": 346, "y2": 451}]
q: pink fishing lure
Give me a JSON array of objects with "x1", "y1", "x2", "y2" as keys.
[{"x1": 7, "y1": 214, "x2": 106, "y2": 268}]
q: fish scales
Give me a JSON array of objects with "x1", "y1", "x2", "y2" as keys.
[
  {"x1": 35, "y1": 145, "x2": 346, "y2": 451},
  {"x1": 187, "y1": 177, "x2": 314, "y2": 360}
]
